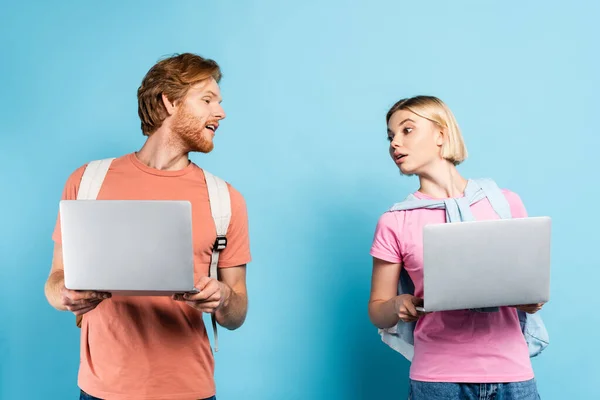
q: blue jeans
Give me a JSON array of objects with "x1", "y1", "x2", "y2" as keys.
[
  {"x1": 80, "y1": 389, "x2": 216, "y2": 400},
  {"x1": 409, "y1": 379, "x2": 541, "y2": 400}
]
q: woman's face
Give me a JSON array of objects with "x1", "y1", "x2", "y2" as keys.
[{"x1": 387, "y1": 109, "x2": 445, "y2": 176}]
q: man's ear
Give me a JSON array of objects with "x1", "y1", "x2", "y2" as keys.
[{"x1": 162, "y1": 93, "x2": 177, "y2": 116}]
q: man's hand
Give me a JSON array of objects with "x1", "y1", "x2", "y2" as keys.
[
  {"x1": 44, "y1": 244, "x2": 111, "y2": 316},
  {"x1": 514, "y1": 303, "x2": 545, "y2": 314},
  {"x1": 60, "y1": 287, "x2": 111, "y2": 316},
  {"x1": 173, "y1": 276, "x2": 232, "y2": 313}
]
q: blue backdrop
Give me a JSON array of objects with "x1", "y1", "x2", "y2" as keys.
[{"x1": 1, "y1": 1, "x2": 598, "y2": 399}]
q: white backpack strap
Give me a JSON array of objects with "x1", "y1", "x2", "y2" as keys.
[
  {"x1": 77, "y1": 158, "x2": 115, "y2": 200},
  {"x1": 203, "y1": 170, "x2": 232, "y2": 352},
  {"x1": 74, "y1": 158, "x2": 114, "y2": 329}
]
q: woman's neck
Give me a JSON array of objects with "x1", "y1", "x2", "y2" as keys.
[{"x1": 418, "y1": 160, "x2": 468, "y2": 199}]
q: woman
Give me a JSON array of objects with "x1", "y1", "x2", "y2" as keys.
[{"x1": 368, "y1": 95, "x2": 546, "y2": 400}]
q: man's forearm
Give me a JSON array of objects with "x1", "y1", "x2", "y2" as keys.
[
  {"x1": 215, "y1": 284, "x2": 247, "y2": 330},
  {"x1": 45, "y1": 270, "x2": 67, "y2": 311}
]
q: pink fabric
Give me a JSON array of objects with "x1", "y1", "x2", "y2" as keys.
[{"x1": 370, "y1": 189, "x2": 535, "y2": 383}]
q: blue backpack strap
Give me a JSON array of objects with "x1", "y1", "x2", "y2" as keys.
[{"x1": 472, "y1": 178, "x2": 512, "y2": 219}]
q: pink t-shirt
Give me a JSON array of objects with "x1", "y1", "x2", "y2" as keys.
[{"x1": 370, "y1": 188, "x2": 535, "y2": 383}]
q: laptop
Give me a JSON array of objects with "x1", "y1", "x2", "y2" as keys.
[
  {"x1": 60, "y1": 200, "x2": 197, "y2": 296},
  {"x1": 416, "y1": 216, "x2": 551, "y2": 313}
]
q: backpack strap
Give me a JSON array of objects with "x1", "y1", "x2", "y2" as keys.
[
  {"x1": 203, "y1": 170, "x2": 232, "y2": 353},
  {"x1": 74, "y1": 158, "x2": 115, "y2": 328},
  {"x1": 77, "y1": 158, "x2": 115, "y2": 200}
]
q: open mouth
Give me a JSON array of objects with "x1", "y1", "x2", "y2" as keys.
[
  {"x1": 205, "y1": 123, "x2": 218, "y2": 132},
  {"x1": 395, "y1": 154, "x2": 407, "y2": 160}
]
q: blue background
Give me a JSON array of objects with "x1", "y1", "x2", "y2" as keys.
[{"x1": 1, "y1": 1, "x2": 598, "y2": 399}]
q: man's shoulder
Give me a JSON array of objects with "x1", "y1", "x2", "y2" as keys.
[
  {"x1": 68, "y1": 153, "x2": 129, "y2": 172},
  {"x1": 196, "y1": 168, "x2": 247, "y2": 207},
  {"x1": 62, "y1": 154, "x2": 129, "y2": 186}
]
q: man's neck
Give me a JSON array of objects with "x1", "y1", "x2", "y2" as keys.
[
  {"x1": 136, "y1": 128, "x2": 190, "y2": 171},
  {"x1": 418, "y1": 160, "x2": 468, "y2": 199}
]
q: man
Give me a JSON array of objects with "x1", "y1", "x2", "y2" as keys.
[{"x1": 44, "y1": 53, "x2": 251, "y2": 400}]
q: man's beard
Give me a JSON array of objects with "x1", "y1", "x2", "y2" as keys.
[{"x1": 171, "y1": 106, "x2": 214, "y2": 153}]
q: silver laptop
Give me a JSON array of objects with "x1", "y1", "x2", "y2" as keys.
[
  {"x1": 417, "y1": 216, "x2": 551, "y2": 312},
  {"x1": 60, "y1": 200, "x2": 197, "y2": 295}
]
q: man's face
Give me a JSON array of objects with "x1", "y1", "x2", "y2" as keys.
[{"x1": 171, "y1": 77, "x2": 226, "y2": 153}]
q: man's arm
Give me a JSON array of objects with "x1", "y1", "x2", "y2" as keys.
[
  {"x1": 44, "y1": 242, "x2": 110, "y2": 315},
  {"x1": 215, "y1": 265, "x2": 247, "y2": 330},
  {"x1": 45, "y1": 243, "x2": 68, "y2": 310}
]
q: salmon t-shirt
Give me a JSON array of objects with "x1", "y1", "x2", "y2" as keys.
[
  {"x1": 370, "y1": 189, "x2": 534, "y2": 383},
  {"x1": 52, "y1": 153, "x2": 252, "y2": 400}
]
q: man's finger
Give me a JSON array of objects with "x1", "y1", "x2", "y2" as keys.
[
  {"x1": 195, "y1": 276, "x2": 213, "y2": 291},
  {"x1": 69, "y1": 298, "x2": 102, "y2": 309},
  {"x1": 184, "y1": 283, "x2": 220, "y2": 302},
  {"x1": 63, "y1": 297, "x2": 103, "y2": 307},
  {"x1": 173, "y1": 290, "x2": 217, "y2": 303},
  {"x1": 67, "y1": 302, "x2": 99, "y2": 313},
  {"x1": 63, "y1": 290, "x2": 97, "y2": 301},
  {"x1": 190, "y1": 301, "x2": 221, "y2": 313},
  {"x1": 62, "y1": 289, "x2": 110, "y2": 302},
  {"x1": 72, "y1": 304, "x2": 98, "y2": 316}
]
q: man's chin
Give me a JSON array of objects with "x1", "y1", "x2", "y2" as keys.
[
  {"x1": 191, "y1": 143, "x2": 214, "y2": 154},
  {"x1": 186, "y1": 137, "x2": 214, "y2": 154}
]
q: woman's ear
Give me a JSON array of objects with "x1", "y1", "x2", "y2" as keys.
[{"x1": 435, "y1": 127, "x2": 446, "y2": 147}]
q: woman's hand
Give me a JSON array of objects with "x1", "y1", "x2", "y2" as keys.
[
  {"x1": 514, "y1": 303, "x2": 545, "y2": 314},
  {"x1": 395, "y1": 294, "x2": 428, "y2": 322}
]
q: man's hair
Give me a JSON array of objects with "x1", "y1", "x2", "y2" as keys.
[
  {"x1": 386, "y1": 95, "x2": 468, "y2": 165},
  {"x1": 137, "y1": 53, "x2": 222, "y2": 136}
]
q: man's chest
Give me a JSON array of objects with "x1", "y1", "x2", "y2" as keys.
[{"x1": 94, "y1": 174, "x2": 217, "y2": 275}]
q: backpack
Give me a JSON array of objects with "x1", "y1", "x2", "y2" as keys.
[{"x1": 73, "y1": 158, "x2": 230, "y2": 352}]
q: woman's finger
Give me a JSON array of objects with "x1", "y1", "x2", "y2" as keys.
[{"x1": 398, "y1": 312, "x2": 418, "y2": 322}]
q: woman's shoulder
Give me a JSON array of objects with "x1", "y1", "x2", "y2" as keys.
[
  {"x1": 378, "y1": 207, "x2": 406, "y2": 225},
  {"x1": 498, "y1": 188, "x2": 528, "y2": 217},
  {"x1": 472, "y1": 177, "x2": 524, "y2": 206},
  {"x1": 500, "y1": 188, "x2": 524, "y2": 206}
]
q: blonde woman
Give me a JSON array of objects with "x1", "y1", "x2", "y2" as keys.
[{"x1": 368, "y1": 96, "x2": 547, "y2": 400}]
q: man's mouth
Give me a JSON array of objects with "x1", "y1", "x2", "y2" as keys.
[{"x1": 205, "y1": 123, "x2": 218, "y2": 132}]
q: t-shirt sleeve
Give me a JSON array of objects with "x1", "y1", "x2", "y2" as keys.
[
  {"x1": 217, "y1": 184, "x2": 252, "y2": 268},
  {"x1": 52, "y1": 165, "x2": 87, "y2": 244},
  {"x1": 502, "y1": 189, "x2": 529, "y2": 218},
  {"x1": 370, "y1": 211, "x2": 402, "y2": 264}
]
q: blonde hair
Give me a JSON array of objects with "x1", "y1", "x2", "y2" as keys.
[{"x1": 386, "y1": 95, "x2": 467, "y2": 165}]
